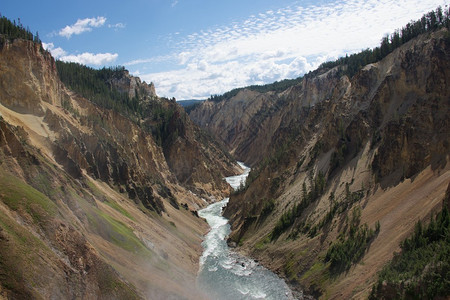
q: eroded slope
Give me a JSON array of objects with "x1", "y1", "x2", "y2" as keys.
[
  {"x1": 0, "y1": 35, "x2": 237, "y2": 299},
  {"x1": 192, "y1": 29, "x2": 450, "y2": 298}
]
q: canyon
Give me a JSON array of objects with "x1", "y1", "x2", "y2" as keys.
[
  {"x1": 0, "y1": 35, "x2": 238, "y2": 299},
  {"x1": 0, "y1": 14, "x2": 449, "y2": 300},
  {"x1": 190, "y1": 28, "x2": 450, "y2": 298}
]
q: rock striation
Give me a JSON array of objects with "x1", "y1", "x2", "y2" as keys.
[
  {"x1": 191, "y1": 28, "x2": 450, "y2": 298},
  {"x1": 0, "y1": 34, "x2": 237, "y2": 299},
  {"x1": 107, "y1": 68, "x2": 156, "y2": 100}
]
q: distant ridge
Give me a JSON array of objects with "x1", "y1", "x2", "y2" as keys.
[
  {"x1": 178, "y1": 99, "x2": 205, "y2": 107},
  {"x1": 178, "y1": 99, "x2": 205, "y2": 114}
]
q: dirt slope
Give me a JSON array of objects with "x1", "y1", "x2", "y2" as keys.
[
  {"x1": 193, "y1": 29, "x2": 450, "y2": 298},
  {"x1": 0, "y1": 36, "x2": 237, "y2": 299}
]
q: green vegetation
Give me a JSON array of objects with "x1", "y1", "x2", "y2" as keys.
[
  {"x1": 61, "y1": 97, "x2": 80, "y2": 118},
  {"x1": 261, "y1": 198, "x2": 276, "y2": 217},
  {"x1": 0, "y1": 15, "x2": 42, "y2": 44},
  {"x1": 0, "y1": 210, "x2": 52, "y2": 298},
  {"x1": 307, "y1": 141, "x2": 324, "y2": 168},
  {"x1": 300, "y1": 260, "x2": 330, "y2": 296},
  {"x1": 143, "y1": 102, "x2": 180, "y2": 147},
  {"x1": 320, "y1": 6, "x2": 450, "y2": 78},
  {"x1": 178, "y1": 99, "x2": 205, "y2": 114},
  {"x1": 284, "y1": 256, "x2": 299, "y2": 281},
  {"x1": 206, "y1": 6, "x2": 450, "y2": 105},
  {"x1": 264, "y1": 142, "x2": 292, "y2": 171},
  {"x1": 369, "y1": 203, "x2": 450, "y2": 300},
  {"x1": 323, "y1": 184, "x2": 364, "y2": 225},
  {"x1": 246, "y1": 77, "x2": 303, "y2": 94},
  {"x1": 325, "y1": 206, "x2": 379, "y2": 273},
  {"x1": 56, "y1": 62, "x2": 142, "y2": 117},
  {"x1": 0, "y1": 172, "x2": 57, "y2": 225},
  {"x1": 208, "y1": 78, "x2": 303, "y2": 103},
  {"x1": 87, "y1": 209, "x2": 150, "y2": 255},
  {"x1": 56, "y1": 61, "x2": 185, "y2": 149},
  {"x1": 254, "y1": 234, "x2": 271, "y2": 250},
  {"x1": 289, "y1": 184, "x2": 366, "y2": 240},
  {"x1": 96, "y1": 266, "x2": 141, "y2": 300},
  {"x1": 56, "y1": 59, "x2": 187, "y2": 168},
  {"x1": 30, "y1": 172, "x2": 59, "y2": 200},
  {"x1": 329, "y1": 143, "x2": 348, "y2": 174},
  {"x1": 271, "y1": 172, "x2": 326, "y2": 240},
  {"x1": 105, "y1": 200, "x2": 135, "y2": 221},
  {"x1": 0, "y1": 206, "x2": 140, "y2": 299}
]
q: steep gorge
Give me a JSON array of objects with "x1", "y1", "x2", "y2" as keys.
[
  {"x1": 0, "y1": 34, "x2": 238, "y2": 299},
  {"x1": 1, "y1": 12, "x2": 449, "y2": 300},
  {"x1": 190, "y1": 29, "x2": 450, "y2": 298}
]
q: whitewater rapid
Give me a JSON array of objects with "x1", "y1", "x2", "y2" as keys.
[{"x1": 197, "y1": 162, "x2": 295, "y2": 300}]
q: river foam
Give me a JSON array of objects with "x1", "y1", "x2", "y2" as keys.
[{"x1": 197, "y1": 162, "x2": 295, "y2": 300}]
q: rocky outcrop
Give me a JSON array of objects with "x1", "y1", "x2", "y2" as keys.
[
  {"x1": 43, "y1": 101, "x2": 172, "y2": 213},
  {"x1": 0, "y1": 37, "x2": 62, "y2": 115},
  {"x1": 189, "y1": 69, "x2": 345, "y2": 166},
  {"x1": 0, "y1": 119, "x2": 140, "y2": 299},
  {"x1": 192, "y1": 29, "x2": 449, "y2": 182},
  {"x1": 146, "y1": 99, "x2": 237, "y2": 197},
  {"x1": 107, "y1": 69, "x2": 156, "y2": 100}
]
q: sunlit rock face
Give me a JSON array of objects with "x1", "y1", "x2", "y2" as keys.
[
  {"x1": 192, "y1": 29, "x2": 450, "y2": 298},
  {"x1": 107, "y1": 69, "x2": 156, "y2": 100},
  {"x1": 0, "y1": 36, "x2": 238, "y2": 299}
]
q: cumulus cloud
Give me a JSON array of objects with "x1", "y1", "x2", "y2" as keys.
[
  {"x1": 59, "y1": 17, "x2": 106, "y2": 38},
  {"x1": 132, "y1": 0, "x2": 447, "y2": 99},
  {"x1": 43, "y1": 42, "x2": 118, "y2": 65},
  {"x1": 42, "y1": 42, "x2": 66, "y2": 58},
  {"x1": 58, "y1": 52, "x2": 118, "y2": 65},
  {"x1": 140, "y1": 55, "x2": 314, "y2": 99}
]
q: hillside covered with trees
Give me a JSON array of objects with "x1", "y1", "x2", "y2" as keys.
[
  {"x1": 0, "y1": 14, "x2": 42, "y2": 44},
  {"x1": 56, "y1": 62, "x2": 143, "y2": 117},
  {"x1": 370, "y1": 194, "x2": 450, "y2": 300}
]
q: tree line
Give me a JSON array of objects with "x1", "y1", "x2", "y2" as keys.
[
  {"x1": 56, "y1": 61, "x2": 142, "y2": 117},
  {"x1": 207, "y1": 6, "x2": 450, "y2": 103},
  {"x1": 320, "y1": 6, "x2": 450, "y2": 78},
  {"x1": 0, "y1": 14, "x2": 142, "y2": 119},
  {"x1": 370, "y1": 200, "x2": 449, "y2": 299},
  {"x1": 325, "y1": 206, "x2": 379, "y2": 273},
  {"x1": 207, "y1": 77, "x2": 304, "y2": 103},
  {"x1": 0, "y1": 14, "x2": 41, "y2": 44}
]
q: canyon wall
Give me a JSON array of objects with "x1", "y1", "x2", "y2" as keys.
[
  {"x1": 191, "y1": 29, "x2": 450, "y2": 298},
  {"x1": 0, "y1": 36, "x2": 237, "y2": 299}
]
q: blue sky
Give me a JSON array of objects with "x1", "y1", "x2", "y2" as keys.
[{"x1": 1, "y1": 0, "x2": 447, "y2": 100}]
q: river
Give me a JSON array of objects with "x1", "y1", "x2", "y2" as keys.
[{"x1": 197, "y1": 162, "x2": 295, "y2": 300}]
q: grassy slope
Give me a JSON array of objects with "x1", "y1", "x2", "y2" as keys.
[{"x1": 0, "y1": 169, "x2": 141, "y2": 299}]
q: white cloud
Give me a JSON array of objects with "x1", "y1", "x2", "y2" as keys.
[
  {"x1": 59, "y1": 52, "x2": 118, "y2": 65},
  {"x1": 108, "y1": 23, "x2": 126, "y2": 30},
  {"x1": 140, "y1": 55, "x2": 315, "y2": 99},
  {"x1": 59, "y1": 17, "x2": 106, "y2": 38},
  {"x1": 171, "y1": 0, "x2": 178, "y2": 8},
  {"x1": 132, "y1": 0, "x2": 447, "y2": 99},
  {"x1": 43, "y1": 42, "x2": 118, "y2": 65},
  {"x1": 43, "y1": 42, "x2": 66, "y2": 58},
  {"x1": 125, "y1": 54, "x2": 175, "y2": 66}
]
